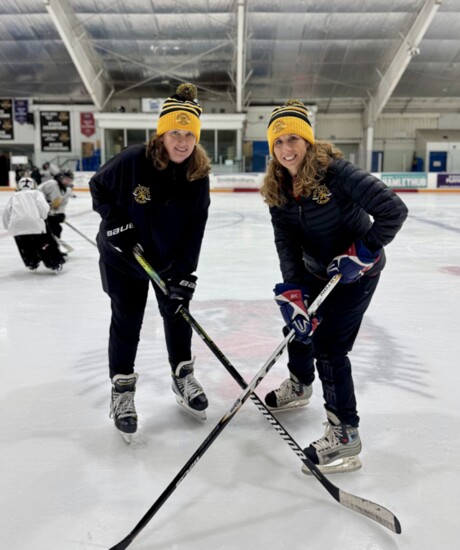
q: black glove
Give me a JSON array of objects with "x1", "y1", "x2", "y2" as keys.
[
  {"x1": 105, "y1": 220, "x2": 138, "y2": 255},
  {"x1": 164, "y1": 274, "x2": 197, "y2": 315}
]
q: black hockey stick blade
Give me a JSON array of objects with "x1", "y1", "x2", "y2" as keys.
[
  {"x1": 183, "y1": 308, "x2": 402, "y2": 535},
  {"x1": 133, "y1": 251, "x2": 402, "y2": 534}
]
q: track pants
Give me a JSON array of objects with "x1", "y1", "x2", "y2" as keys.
[
  {"x1": 285, "y1": 273, "x2": 380, "y2": 426},
  {"x1": 99, "y1": 259, "x2": 193, "y2": 379}
]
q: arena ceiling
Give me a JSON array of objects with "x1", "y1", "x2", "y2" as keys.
[{"x1": 1, "y1": 0, "x2": 460, "y2": 116}]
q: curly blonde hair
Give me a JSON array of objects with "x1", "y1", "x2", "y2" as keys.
[
  {"x1": 260, "y1": 140, "x2": 344, "y2": 207},
  {"x1": 146, "y1": 133, "x2": 211, "y2": 181}
]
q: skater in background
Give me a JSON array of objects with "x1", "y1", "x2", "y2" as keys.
[
  {"x1": 38, "y1": 170, "x2": 75, "y2": 254},
  {"x1": 2, "y1": 177, "x2": 65, "y2": 272},
  {"x1": 89, "y1": 83, "x2": 212, "y2": 441},
  {"x1": 40, "y1": 161, "x2": 59, "y2": 181},
  {"x1": 260, "y1": 99, "x2": 408, "y2": 473}
]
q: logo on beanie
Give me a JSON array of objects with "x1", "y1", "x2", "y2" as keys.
[
  {"x1": 133, "y1": 184, "x2": 151, "y2": 205},
  {"x1": 312, "y1": 184, "x2": 332, "y2": 205},
  {"x1": 273, "y1": 120, "x2": 287, "y2": 134},
  {"x1": 175, "y1": 113, "x2": 191, "y2": 126}
]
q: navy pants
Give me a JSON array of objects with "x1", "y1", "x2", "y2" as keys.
[
  {"x1": 285, "y1": 273, "x2": 380, "y2": 427},
  {"x1": 99, "y1": 260, "x2": 193, "y2": 379}
]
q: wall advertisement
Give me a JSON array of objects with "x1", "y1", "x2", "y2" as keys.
[{"x1": 380, "y1": 173, "x2": 428, "y2": 189}]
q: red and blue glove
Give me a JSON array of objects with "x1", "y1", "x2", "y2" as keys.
[
  {"x1": 327, "y1": 240, "x2": 381, "y2": 284},
  {"x1": 274, "y1": 283, "x2": 320, "y2": 343}
]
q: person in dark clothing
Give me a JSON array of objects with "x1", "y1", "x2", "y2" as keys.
[
  {"x1": 260, "y1": 99, "x2": 408, "y2": 474},
  {"x1": 89, "y1": 83, "x2": 212, "y2": 441}
]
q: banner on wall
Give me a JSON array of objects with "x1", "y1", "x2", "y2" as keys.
[
  {"x1": 14, "y1": 99, "x2": 29, "y2": 124},
  {"x1": 80, "y1": 112, "x2": 95, "y2": 137},
  {"x1": 437, "y1": 174, "x2": 460, "y2": 188},
  {"x1": 40, "y1": 111, "x2": 71, "y2": 152},
  {"x1": 0, "y1": 99, "x2": 14, "y2": 140},
  {"x1": 380, "y1": 172, "x2": 428, "y2": 189}
]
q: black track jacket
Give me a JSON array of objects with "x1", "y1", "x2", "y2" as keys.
[
  {"x1": 90, "y1": 144, "x2": 210, "y2": 277},
  {"x1": 269, "y1": 159, "x2": 408, "y2": 283}
]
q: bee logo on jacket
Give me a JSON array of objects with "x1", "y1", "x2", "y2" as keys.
[
  {"x1": 133, "y1": 185, "x2": 151, "y2": 205},
  {"x1": 312, "y1": 184, "x2": 332, "y2": 205}
]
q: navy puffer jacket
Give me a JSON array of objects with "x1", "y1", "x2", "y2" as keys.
[{"x1": 269, "y1": 159, "x2": 408, "y2": 283}]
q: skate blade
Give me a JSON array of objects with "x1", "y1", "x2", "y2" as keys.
[
  {"x1": 174, "y1": 395, "x2": 207, "y2": 421},
  {"x1": 266, "y1": 399, "x2": 310, "y2": 412},
  {"x1": 117, "y1": 430, "x2": 146, "y2": 448},
  {"x1": 302, "y1": 455, "x2": 362, "y2": 475}
]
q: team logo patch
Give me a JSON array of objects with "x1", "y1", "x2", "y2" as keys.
[
  {"x1": 312, "y1": 184, "x2": 332, "y2": 205},
  {"x1": 133, "y1": 185, "x2": 151, "y2": 204},
  {"x1": 273, "y1": 120, "x2": 287, "y2": 134},
  {"x1": 175, "y1": 113, "x2": 191, "y2": 126}
]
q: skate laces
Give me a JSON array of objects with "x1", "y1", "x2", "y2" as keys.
[
  {"x1": 312, "y1": 422, "x2": 343, "y2": 452},
  {"x1": 110, "y1": 391, "x2": 136, "y2": 419},
  {"x1": 276, "y1": 378, "x2": 304, "y2": 401},
  {"x1": 179, "y1": 374, "x2": 204, "y2": 401}
]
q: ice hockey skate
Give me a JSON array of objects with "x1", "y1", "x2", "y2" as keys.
[
  {"x1": 110, "y1": 373, "x2": 138, "y2": 443},
  {"x1": 264, "y1": 373, "x2": 312, "y2": 411},
  {"x1": 171, "y1": 358, "x2": 208, "y2": 421},
  {"x1": 302, "y1": 410, "x2": 362, "y2": 474}
]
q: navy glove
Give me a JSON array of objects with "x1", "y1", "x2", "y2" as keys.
[
  {"x1": 165, "y1": 274, "x2": 197, "y2": 315},
  {"x1": 274, "y1": 283, "x2": 320, "y2": 343},
  {"x1": 327, "y1": 240, "x2": 381, "y2": 284}
]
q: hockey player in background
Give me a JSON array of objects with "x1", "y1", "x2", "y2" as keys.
[
  {"x1": 2, "y1": 177, "x2": 65, "y2": 272},
  {"x1": 38, "y1": 170, "x2": 75, "y2": 254},
  {"x1": 261, "y1": 99, "x2": 408, "y2": 473},
  {"x1": 89, "y1": 83, "x2": 212, "y2": 442}
]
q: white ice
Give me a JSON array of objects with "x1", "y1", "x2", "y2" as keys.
[{"x1": 1, "y1": 189, "x2": 459, "y2": 549}]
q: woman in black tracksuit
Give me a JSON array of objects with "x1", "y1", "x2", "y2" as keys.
[
  {"x1": 261, "y1": 99, "x2": 408, "y2": 473},
  {"x1": 90, "y1": 84, "x2": 212, "y2": 439}
]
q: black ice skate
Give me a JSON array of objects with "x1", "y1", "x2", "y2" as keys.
[
  {"x1": 110, "y1": 373, "x2": 139, "y2": 443},
  {"x1": 171, "y1": 358, "x2": 208, "y2": 421},
  {"x1": 302, "y1": 410, "x2": 362, "y2": 474}
]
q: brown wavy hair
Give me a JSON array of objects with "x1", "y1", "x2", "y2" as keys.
[
  {"x1": 260, "y1": 140, "x2": 344, "y2": 207},
  {"x1": 146, "y1": 133, "x2": 211, "y2": 181}
]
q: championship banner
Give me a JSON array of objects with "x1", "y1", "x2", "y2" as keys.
[
  {"x1": 80, "y1": 112, "x2": 95, "y2": 137},
  {"x1": 0, "y1": 99, "x2": 14, "y2": 140},
  {"x1": 14, "y1": 99, "x2": 29, "y2": 124},
  {"x1": 40, "y1": 111, "x2": 72, "y2": 152}
]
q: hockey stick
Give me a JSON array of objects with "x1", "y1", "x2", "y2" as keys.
[
  {"x1": 63, "y1": 220, "x2": 97, "y2": 247},
  {"x1": 109, "y1": 327, "x2": 295, "y2": 549},
  {"x1": 133, "y1": 247, "x2": 402, "y2": 535}
]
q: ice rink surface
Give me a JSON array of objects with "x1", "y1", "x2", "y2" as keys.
[{"x1": 1, "y1": 188, "x2": 459, "y2": 549}]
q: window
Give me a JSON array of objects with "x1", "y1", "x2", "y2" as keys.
[
  {"x1": 127, "y1": 129, "x2": 147, "y2": 147},
  {"x1": 200, "y1": 130, "x2": 216, "y2": 162},
  {"x1": 105, "y1": 129, "x2": 124, "y2": 160}
]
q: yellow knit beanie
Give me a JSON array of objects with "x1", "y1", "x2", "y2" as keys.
[
  {"x1": 267, "y1": 99, "x2": 315, "y2": 155},
  {"x1": 157, "y1": 83, "x2": 202, "y2": 143}
]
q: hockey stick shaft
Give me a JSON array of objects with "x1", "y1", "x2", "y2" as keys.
[
  {"x1": 63, "y1": 220, "x2": 97, "y2": 247},
  {"x1": 134, "y1": 248, "x2": 401, "y2": 535},
  {"x1": 109, "y1": 330, "x2": 293, "y2": 550}
]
